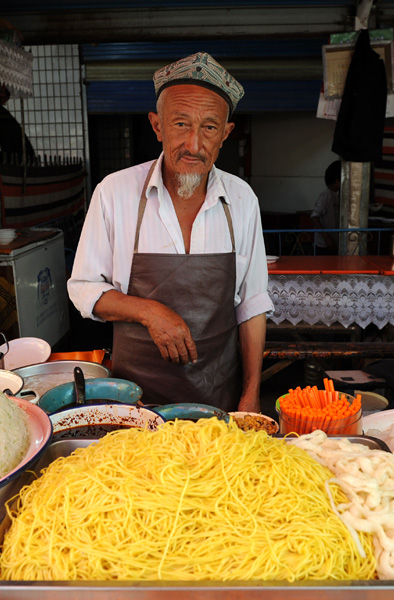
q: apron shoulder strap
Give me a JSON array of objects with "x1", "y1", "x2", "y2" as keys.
[
  {"x1": 220, "y1": 198, "x2": 236, "y2": 252},
  {"x1": 134, "y1": 160, "x2": 157, "y2": 254}
]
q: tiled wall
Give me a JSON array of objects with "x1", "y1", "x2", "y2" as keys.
[{"x1": 7, "y1": 44, "x2": 85, "y2": 163}]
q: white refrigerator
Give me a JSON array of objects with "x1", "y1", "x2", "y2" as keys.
[{"x1": 0, "y1": 228, "x2": 70, "y2": 347}]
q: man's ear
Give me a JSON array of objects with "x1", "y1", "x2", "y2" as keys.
[
  {"x1": 148, "y1": 112, "x2": 163, "y2": 142},
  {"x1": 220, "y1": 121, "x2": 235, "y2": 147}
]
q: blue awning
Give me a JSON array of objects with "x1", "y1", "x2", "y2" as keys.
[{"x1": 86, "y1": 79, "x2": 321, "y2": 113}]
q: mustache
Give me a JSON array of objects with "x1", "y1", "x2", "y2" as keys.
[{"x1": 176, "y1": 151, "x2": 206, "y2": 163}]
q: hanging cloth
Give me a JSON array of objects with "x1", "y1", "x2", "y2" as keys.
[{"x1": 332, "y1": 29, "x2": 387, "y2": 162}]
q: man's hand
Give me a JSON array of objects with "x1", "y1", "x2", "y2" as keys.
[
  {"x1": 144, "y1": 302, "x2": 198, "y2": 365},
  {"x1": 93, "y1": 290, "x2": 197, "y2": 365}
]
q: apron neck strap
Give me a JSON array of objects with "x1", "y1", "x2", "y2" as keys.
[
  {"x1": 134, "y1": 160, "x2": 157, "y2": 254},
  {"x1": 220, "y1": 198, "x2": 236, "y2": 252},
  {"x1": 134, "y1": 161, "x2": 235, "y2": 253}
]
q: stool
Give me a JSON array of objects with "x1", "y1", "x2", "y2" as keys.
[
  {"x1": 325, "y1": 369, "x2": 386, "y2": 393},
  {"x1": 325, "y1": 369, "x2": 390, "y2": 415}
]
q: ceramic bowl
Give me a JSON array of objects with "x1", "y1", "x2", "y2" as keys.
[
  {"x1": 0, "y1": 397, "x2": 52, "y2": 488},
  {"x1": 229, "y1": 411, "x2": 279, "y2": 433},
  {"x1": 0, "y1": 337, "x2": 51, "y2": 370},
  {"x1": 50, "y1": 404, "x2": 165, "y2": 439}
]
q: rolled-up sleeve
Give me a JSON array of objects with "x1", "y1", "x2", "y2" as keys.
[
  {"x1": 232, "y1": 187, "x2": 274, "y2": 325},
  {"x1": 67, "y1": 182, "x2": 119, "y2": 321}
]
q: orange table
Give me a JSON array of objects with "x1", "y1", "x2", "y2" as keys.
[
  {"x1": 268, "y1": 255, "x2": 380, "y2": 275},
  {"x1": 364, "y1": 255, "x2": 394, "y2": 275},
  {"x1": 268, "y1": 255, "x2": 321, "y2": 274}
]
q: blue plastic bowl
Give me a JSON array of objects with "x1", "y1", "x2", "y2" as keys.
[
  {"x1": 154, "y1": 403, "x2": 229, "y2": 422},
  {"x1": 37, "y1": 378, "x2": 143, "y2": 415}
]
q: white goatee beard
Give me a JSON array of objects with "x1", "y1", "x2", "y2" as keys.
[{"x1": 175, "y1": 173, "x2": 203, "y2": 199}]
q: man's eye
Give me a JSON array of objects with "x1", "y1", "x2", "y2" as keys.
[
  {"x1": 175, "y1": 122, "x2": 186, "y2": 127},
  {"x1": 205, "y1": 125, "x2": 217, "y2": 131}
]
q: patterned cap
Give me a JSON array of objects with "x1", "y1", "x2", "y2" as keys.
[{"x1": 153, "y1": 52, "x2": 244, "y2": 115}]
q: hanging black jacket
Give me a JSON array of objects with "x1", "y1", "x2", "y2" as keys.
[
  {"x1": 332, "y1": 29, "x2": 387, "y2": 162},
  {"x1": 0, "y1": 105, "x2": 35, "y2": 162}
]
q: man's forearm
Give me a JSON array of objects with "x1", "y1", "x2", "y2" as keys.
[
  {"x1": 237, "y1": 313, "x2": 266, "y2": 411},
  {"x1": 93, "y1": 289, "x2": 152, "y2": 325}
]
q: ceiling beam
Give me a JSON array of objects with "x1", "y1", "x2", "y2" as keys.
[
  {"x1": 3, "y1": 6, "x2": 354, "y2": 45},
  {"x1": 85, "y1": 58, "x2": 324, "y2": 82}
]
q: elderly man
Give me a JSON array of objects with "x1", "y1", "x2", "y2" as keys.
[{"x1": 68, "y1": 52, "x2": 273, "y2": 412}]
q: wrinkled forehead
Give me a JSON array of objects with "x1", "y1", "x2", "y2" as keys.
[{"x1": 157, "y1": 84, "x2": 230, "y2": 122}]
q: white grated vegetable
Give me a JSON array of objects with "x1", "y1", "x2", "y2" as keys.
[
  {"x1": 291, "y1": 430, "x2": 394, "y2": 580},
  {"x1": 0, "y1": 392, "x2": 30, "y2": 479}
]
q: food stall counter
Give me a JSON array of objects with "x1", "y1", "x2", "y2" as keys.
[{"x1": 268, "y1": 255, "x2": 380, "y2": 274}]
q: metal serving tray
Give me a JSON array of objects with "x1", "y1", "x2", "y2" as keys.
[{"x1": 1, "y1": 436, "x2": 394, "y2": 599}]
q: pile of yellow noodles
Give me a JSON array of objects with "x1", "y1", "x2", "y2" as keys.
[{"x1": 0, "y1": 418, "x2": 376, "y2": 581}]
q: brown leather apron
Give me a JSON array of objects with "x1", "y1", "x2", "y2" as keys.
[{"x1": 112, "y1": 162, "x2": 242, "y2": 411}]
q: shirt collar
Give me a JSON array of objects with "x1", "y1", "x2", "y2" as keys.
[
  {"x1": 206, "y1": 164, "x2": 230, "y2": 207},
  {"x1": 146, "y1": 153, "x2": 165, "y2": 197},
  {"x1": 146, "y1": 152, "x2": 230, "y2": 207}
]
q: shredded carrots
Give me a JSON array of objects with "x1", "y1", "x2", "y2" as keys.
[{"x1": 279, "y1": 378, "x2": 362, "y2": 436}]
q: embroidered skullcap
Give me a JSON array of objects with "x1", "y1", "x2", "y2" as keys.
[{"x1": 153, "y1": 52, "x2": 244, "y2": 115}]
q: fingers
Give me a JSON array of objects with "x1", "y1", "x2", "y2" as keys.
[
  {"x1": 159, "y1": 338, "x2": 197, "y2": 365},
  {"x1": 146, "y1": 302, "x2": 198, "y2": 365},
  {"x1": 184, "y1": 334, "x2": 198, "y2": 364}
]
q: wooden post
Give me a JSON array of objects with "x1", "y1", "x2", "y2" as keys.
[{"x1": 339, "y1": 161, "x2": 371, "y2": 255}]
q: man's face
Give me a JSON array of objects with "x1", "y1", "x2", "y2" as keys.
[{"x1": 149, "y1": 85, "x2": 234, "y2": 182}]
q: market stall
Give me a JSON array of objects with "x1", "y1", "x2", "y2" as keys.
[{"x1": 1, "y1": 5, "x2": 394, "y2": 597}]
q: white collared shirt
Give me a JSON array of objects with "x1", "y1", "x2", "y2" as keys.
[{"x1": 68, "y1": 153, "x2": 274, "y2": 324}]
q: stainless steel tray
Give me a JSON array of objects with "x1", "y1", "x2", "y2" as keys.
[
  {"x1": 1, "y1": 437, "x2": 394, "y2": 599},
  {"x1": 13, "y1": 360, "x2": 110, "y2": 402}
]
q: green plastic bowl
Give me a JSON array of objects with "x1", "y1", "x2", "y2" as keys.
[{"x1": 276, "y1": 393, "x2": 289, "y2": 414}]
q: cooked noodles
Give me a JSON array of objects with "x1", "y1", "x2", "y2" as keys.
[
  {"x1": 0, "y1": 393, "x2": 30, "y2": 480},
  {"x1": 0, "y1": 418, "x2": 376, "y2": 581}
]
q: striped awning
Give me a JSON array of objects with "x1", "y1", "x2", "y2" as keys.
[{"x1": 0, "y1": 163, "x2": 85, "y2": 228}]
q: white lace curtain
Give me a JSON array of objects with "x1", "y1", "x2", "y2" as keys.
[{"x1": 268, "y1": 274, "x2": 394, "y2": 330}]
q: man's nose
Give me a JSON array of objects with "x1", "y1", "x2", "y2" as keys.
[{"x1": 184, "y1": 127, "x2": 202, "y2": 153}]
